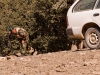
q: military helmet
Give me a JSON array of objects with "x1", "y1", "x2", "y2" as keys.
[{"x1": 9, "y1": 26, "x2": 13, "y2": 32}]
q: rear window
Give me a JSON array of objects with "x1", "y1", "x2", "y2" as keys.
[{"x1": 73, "y1": 0, "x2": 97, "y2": 12}]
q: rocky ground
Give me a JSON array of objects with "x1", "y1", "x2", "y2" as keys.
[{"x1": 0, "y1": 48, "x2": 100, "y2": 75}]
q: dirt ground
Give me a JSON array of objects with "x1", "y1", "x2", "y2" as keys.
[{"x1": 0, "y1": 47, "x2": 100, "y2": 75}]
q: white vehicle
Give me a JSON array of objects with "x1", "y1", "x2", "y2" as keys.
[{"x1": 66, "y1": 0, "x2": 100, "y2": 49}]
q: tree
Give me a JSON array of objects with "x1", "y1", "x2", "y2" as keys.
[
  {"x1": 31, "y1": 0, "x2": 71, "y2": 53},
  {"x1": 0, "y1": 0, "x2": 75, "y2": 55}
]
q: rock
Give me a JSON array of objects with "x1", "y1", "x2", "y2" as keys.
[
  {"x1": 69, "y1": 62, "x2": 75, "y2": 64},
  {"x1": 6, "y1": 56, "x2": 11, "y2": 60},
  {"x1": 33, "y1": 51, "x2": 38, "y2": 56},
  {"x1": 29, "y1": 49, "x2": 34, "y2": 53},
  {"x1": 56, "y1": 69, "x2": 67, "y2": 72},
  {"x1": 16, "y1": 53, "x2": 22, "y2": 57},
  {"x1": 6, "y1": 55, "x2": 16, "y2": 60},
  {"x1": 0, "y1": 57, "x2": 7, "y2": 61},
  {"x1": 71, "y1": 44, "x2": 77, "y2": 51},
  {"x1": 83, "y1": 61, "x2": 89, "y2": 66},
  {"x1": 83, "y1": 63, "x2": 87, "y2": 66}
]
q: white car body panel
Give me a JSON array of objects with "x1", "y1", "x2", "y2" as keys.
[
  {"x1": 92, "y1": 9, "x2": 100, "y2": 25},
  {"x1": 66, "y1": 0, "x2": 100, "y2": 39}
]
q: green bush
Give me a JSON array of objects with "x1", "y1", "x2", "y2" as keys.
[{"x1": 0, "y1": 0, "x2": 75, "y2": 55}]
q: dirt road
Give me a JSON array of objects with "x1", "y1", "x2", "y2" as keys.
[{"x1": 0, "y1": 49, "x2": 100, "y2": 75}]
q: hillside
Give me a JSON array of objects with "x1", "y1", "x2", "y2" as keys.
[{"x1": 0, "y1": 48, "x2": 100, "y2": 75}]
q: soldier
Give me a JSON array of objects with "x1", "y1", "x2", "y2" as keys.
[{"x1": 8, "y1": 27, "x2": 29, "y2": 51}]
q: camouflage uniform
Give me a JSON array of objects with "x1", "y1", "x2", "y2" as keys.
[{"x1": 9, "y1": 27, "x2": 29, "y2": 50}]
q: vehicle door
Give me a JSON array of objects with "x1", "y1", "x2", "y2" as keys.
[
  {"x1": 92, "y1": 0, "x2": 100, "y2": 25},
  {"x1": 70, "y1": 0, "x2": 97, "y2": 28}
]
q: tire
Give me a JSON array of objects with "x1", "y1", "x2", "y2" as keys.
[{"x1": 85, "y1": 27, "x2": 100, "y2": 49}]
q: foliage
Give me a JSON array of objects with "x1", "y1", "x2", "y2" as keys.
[
  {"x1": 31, "y1": 0, "x2": 71, "y2": 53},
  {"x1": 0, "y1": 0, "x2": 75, "y2": 55}
]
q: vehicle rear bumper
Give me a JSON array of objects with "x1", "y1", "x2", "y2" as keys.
[
  {"x1": 66, "y1": 27, "x2": 84, "y2": 39},
  {"x1": 66, "y1": 28, "x2": 74, "y2": 36}
]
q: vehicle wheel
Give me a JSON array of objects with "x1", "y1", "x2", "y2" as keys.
[{"x1": 85, "y1": 27, "x2": 100, "y2": 49}]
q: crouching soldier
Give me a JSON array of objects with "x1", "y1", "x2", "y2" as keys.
[{"x1": 8, "y1": 27, "x2": 29, "y2": 51}]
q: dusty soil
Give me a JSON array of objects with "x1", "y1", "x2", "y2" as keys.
[{"x1": 0, "y1": 48, "x2": 100, "y2": 75}]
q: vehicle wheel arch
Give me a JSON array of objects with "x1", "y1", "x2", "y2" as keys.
[{"x1": 82, "y1": 22, "x2": 100, "y2": 36}]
